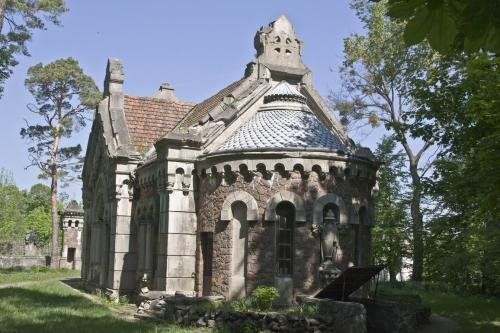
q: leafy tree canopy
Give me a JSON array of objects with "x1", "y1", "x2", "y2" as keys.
[
  {"x1": 0, "y1": 0, "x2": 67, "y2": 97},
  {"x1": 382, "y1": 0, "x2": 500, "y2": 54}
]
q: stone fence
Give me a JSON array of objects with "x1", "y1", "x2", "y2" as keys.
[
  {"x1": 0, "y1": 256, "x2": 49, "y2": 269},
  {"x1": 137, "y1": 295, "x2": 367, "y2": 333}
]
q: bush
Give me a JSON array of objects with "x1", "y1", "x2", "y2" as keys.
[
  {"x1": 252, "y1": 286, "x2": 279, "y2": 311},
  {"x1": 221, "y1": 297, "x2": 254, "y2": 312},
  {"x1": 296, "y1": 304, "x2": 319, "y2": 317}
]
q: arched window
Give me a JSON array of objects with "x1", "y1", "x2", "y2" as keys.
[
  {"x1": 68, "y1": 220, "x2": 72, "y2": 227},
  {"x1": 276, "y1": 201, "x2": 295, "y2": 276}
]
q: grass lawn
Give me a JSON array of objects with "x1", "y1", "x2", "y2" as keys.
[
  {"x1": 0, "y1": 279, "x2": 208, "y2": 333},
  {"x1": 0, "y1": 267, "x2": 79, "y2": 285},
  {"x1": 379, "y1": 283, "x2": 500, "y2": 333}
]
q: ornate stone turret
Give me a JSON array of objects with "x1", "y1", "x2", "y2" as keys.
[{"x1": 250, "y1": 15, "x2": 309, "y2": 79}]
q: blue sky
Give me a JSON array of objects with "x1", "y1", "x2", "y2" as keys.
[{"x1": 0, "y1": 0, "x2": 371, "y2": 200}]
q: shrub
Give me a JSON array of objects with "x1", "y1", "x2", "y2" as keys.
[
  {"x1": 240, "y1": 318, "x2": 261, "y2": 333},
  {"x1": 296, "y1": 304, "x2": 319, "y2": 317},
  {"x1": 222, "y1": 297, "x2": 254, "y2": 312},
  {"x1": 252, "y1": 286, "x2": 279, "y2": 311}
]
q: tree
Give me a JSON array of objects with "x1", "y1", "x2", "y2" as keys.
[
  {"x1": 25, "y1": 206, "x2": 51, "y2": 245},
  {"x1": 333, "y1": 0, "x2": 439, "y2": 281},
  {"x1": 20, "y1": 57, "x2": 100, "y2": 267},
  {"x1": 0, "y1": 182, "x2": 25, "y2": 241},
  {"x1": 372, "y1": 136, "x2": 411, "y2": 284},
  {"x1": 421, "y1": 53, "x2": 500, "y2": 295},
  {"x1": 25, "y1": 182, "x2": 50, "y2": 212},
  {"x1": 383, "y1": 0, "x2": 500, "y2": 54},
  {"x1": 0, "y1": 0, "x2": 67, "y2": 97}
]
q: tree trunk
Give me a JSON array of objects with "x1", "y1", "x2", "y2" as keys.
[
  {"x1": 0, "y1": 0, "x2": 6, "y2": 35},
  {"x1": 49, "y1": 127, "x2": 61, "y2": 269},
  {"x1": 389, "y1": 266, "x2": 397, "y2": 286},
  {"x1": 409, "y1": 162, "x2": 424, "y2": 282},
  {"x1": 50, "y1": 163, "x2": 58, "y2": 268}
]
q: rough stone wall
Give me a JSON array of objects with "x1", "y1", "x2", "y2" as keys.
[
  {"x1": 63, "y1": 228, "x2": 79, "y2": 249},
  {"x1": 196, "y1": 169, "x2": 374, "y2": 299}
]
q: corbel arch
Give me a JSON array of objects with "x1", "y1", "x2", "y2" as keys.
[
  {"x1": 264, "y1": 190, "x2": 306, "y2": 222},
  {"x1": 313, "y1": 193, "x2": 347, "y2": 225},
  {"x1": 220, "y1": 191, "x2": 259, "y2": 221}
]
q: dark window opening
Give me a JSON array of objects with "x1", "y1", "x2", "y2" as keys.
[
  {"x1": 67, "y1": 248, "x2": 76, "y2": 262},
  {"x1": 276, "y1": 202, "x2": 295, "y2": 276}
]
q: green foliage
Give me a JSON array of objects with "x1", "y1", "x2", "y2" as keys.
[
  {"x1": 239, "y1": 318, "x2": 261, "y2": 333},
  {"x1": 379, "y1": 282, "x2": 500, "y2": 332},
  {"x1": 252, "y1": 286, "x2": 279, "y2": 312},
  {"x1": 21, "y1": 57, "x2": 100, "y2": 183},
  {"x1": 25, "y1": 206, "x2": 51, "y2": 245},
  {"x1": 385, "y1": 0, "x2": 500, "y2": 54},
  {"x1": 295, "y1": 304, "x2": 319, "y2": 317},
  {"x1": 0, "y1": 172, "x2": 60, "y2": 249},
  {"x1": 0, "y1": 0, "x2": 68, "y2": 97},
  {"x1": 0, "y1": 182, "x2": 26, "y2": 240},
  {"x1": 410, "y1": 52, "x2": 500, "y2": 296},
  {"x1": 25, "y1": 183, "x2": 51, "y2": 212},
  {"x1": 335, "y1": 0, "x2": 438, "y2": 281},
  {"x1": 373, "y1": 136, "x2": 411, "y2": 283},
  {"x1": 20, "y1": 57, "x2": 100, "y2": 264},
  {"x1": 221, "y1": 297, "x2": 255, "y2": 312}
]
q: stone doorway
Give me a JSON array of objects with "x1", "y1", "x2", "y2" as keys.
[{"x1": 229, "y1": 201, "x2": 248, "y2": 299}]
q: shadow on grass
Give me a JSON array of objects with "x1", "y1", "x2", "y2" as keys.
[
  {"x1": 0, "y1": 284, "x2": 167, "y2": 333},
  {"x1": 379, "y1": 283, "x2": 500, "y2": 333}
]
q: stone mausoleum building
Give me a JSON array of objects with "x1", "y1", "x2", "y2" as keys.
[
  {"x1": 81, "y1": 16, "x2": 379, "y2": 301},
  {"x1": 59, "y1": 200, "x2": 84, "y2": 270}
]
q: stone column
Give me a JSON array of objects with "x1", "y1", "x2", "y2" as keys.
[
  {"x1": 107, "y1": 166, "x2": 137, "y2": 293},
  {"x1": 155, "y1": 162, "x2": 197, "y2": 293},
  {"x1": 155, "y1": 175, "x2": 169, "y2": 290}
]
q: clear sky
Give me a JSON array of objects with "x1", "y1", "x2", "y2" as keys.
[{"x1": 0, "y1": 0, "x2": 372, "y2": 200}]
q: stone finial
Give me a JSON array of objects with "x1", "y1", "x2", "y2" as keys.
[
  {"x1": 152, "y1": 82, "x2": 180, "y2": 102},
  {"x1": 104, "y1": 58, "x2": 124, "y2": 96},
  {"x1": 253, "y1": 15, "x2": 307, "y2": 72}
]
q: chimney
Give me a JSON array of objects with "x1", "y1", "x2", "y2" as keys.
[{"x1": 153, "y1": 82, "x2": 180, "y2": 102}]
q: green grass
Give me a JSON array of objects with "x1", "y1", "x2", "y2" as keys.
[
  {"x1": 0, "y1": 280, "x2": 209, "y2": 333},
  {"x1": 379, "y1": 283, "x2": 500, "y2": 333},
  {"x1": 0, "y1": 266, "x2": 79, "y2": 285}
]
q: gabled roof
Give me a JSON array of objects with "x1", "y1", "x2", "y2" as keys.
[
  {"x1": 177, "y1": 78, "x2": 246, "y2": 128},
  {"x1": 123, "y1": 96, "x2": 194, "y2": 155}
]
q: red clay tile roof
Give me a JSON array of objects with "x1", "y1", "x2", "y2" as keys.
[
  {"x1": 178, "y1": 78, "x2": 246, "y2": 128},
  {"x1": 123, "y1": 96, "x2": 195, "y2": 155}
]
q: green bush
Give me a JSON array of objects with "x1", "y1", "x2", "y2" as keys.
[
  {"x1": 252, "y1": 286, "x2": 279, "y2": 311},
  {"x1": 296, "y1": 304, "x2": 319, "y2": 317},
  {"x1": 240, "y1": 318, "x2": 261, "y2": 333},
  {"x1": 221, "y1": 297, "x2": 254, "y2": 312}
]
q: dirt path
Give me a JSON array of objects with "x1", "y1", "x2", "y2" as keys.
[{"x1": 418, "y1": 314, "x2": 460, "y2": 333}]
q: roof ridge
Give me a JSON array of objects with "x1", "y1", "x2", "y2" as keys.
[{"x1": 124, "y1": 95, "x2": 196, "y2": 105}]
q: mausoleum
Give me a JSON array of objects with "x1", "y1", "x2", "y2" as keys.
[
  {"x1": 81, "y1": 16, "x2": 379, "y2": 301},
  {"x1": 59, "y1": 200, "x2": 84, "y2": 270}
]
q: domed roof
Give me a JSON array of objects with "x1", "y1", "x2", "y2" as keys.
[{"x1": 217, "y1": 81, "x2": 348, "y2": 153}]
